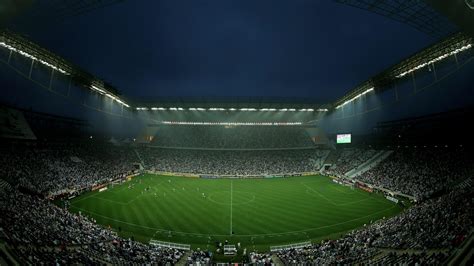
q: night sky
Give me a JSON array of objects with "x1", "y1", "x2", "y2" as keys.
[{"x1": 8, "y1": 0, "x2": 440, "y2": 103}]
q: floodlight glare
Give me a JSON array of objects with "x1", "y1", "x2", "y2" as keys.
[
  {"x1": 0, "y1": 39, "x2": 135, "y2": 108},
  {"x1": 336, "y1": 87, "x2": 374, "y2": 109},
  {"x1": 0, "y1": 42, "x2": 69, "y2": 75},
  {"x1": 397, "y1": 44, "x2": 472, "y2": 78},
  {"x1": 90, "y1": 85, "x2": 106, "y2": 94},
  {"x1": 160, "y1": 121, "x2": 303, "y2": 126},
  {"x1": 116, "y1": 100, "x2": 129, "y2": 108}
]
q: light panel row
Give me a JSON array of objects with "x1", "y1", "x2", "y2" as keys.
[{"x1": 136, "y1": 107, "x2": 327, "y2": 112}]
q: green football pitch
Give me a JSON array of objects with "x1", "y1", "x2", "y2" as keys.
[{"x1": 68, "y1": 174, "x2": 404, "y2": 251}]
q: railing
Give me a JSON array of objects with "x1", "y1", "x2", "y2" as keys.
[
  {"x1": 348, "y1": 150, "x2": 394, "y2": 178},
  {"x1": 148, "y1": 170, "x2": 319, "y2": 179},
  {"x1": 149, "y1": 240, "x2": 191, "y2": 251},
  {"x1": 353, "y1": 179, "x2": 416, "y2": 201},
  {"x1": 146, "y1": 145, "x2": 321, "y2": 151},
  {"x1": 270, "y1": 241, "x2": 312, "y2": 252}
]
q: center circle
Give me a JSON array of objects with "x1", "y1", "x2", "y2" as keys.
[{"x1": 208, "y1": 191, "x2": 256, "y2": 205}]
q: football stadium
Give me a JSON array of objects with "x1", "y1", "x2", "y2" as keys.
[{"x1": 0, "y1": 1, "x2": 473, "y2": 265}]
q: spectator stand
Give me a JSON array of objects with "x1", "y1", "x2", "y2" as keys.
[{"x1": 353, "y1": 179, "x2": 417, "y2": 201}]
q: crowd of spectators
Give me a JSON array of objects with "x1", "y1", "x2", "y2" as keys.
[
  {"x1": 274, "y1": 231, "x2": 380, "y2": 265},
  {"x1": 0, "y1": 186, "x2": 183, "y2": 264},
  {"x1": 370, "y1": 251, "x2": 450, "y2": 265},
  {"x1": 271, "y1": 186, "x2": 472, "y2": 264},
  {"x1": 0, "y1": 140, "x2": 472, "y2": 264},
  {"x1": 356, "y1": 148, "x2": 474, "y2": 199},
  {"x1": 0, "y1": 142, "x2": 137, "y2": 196},
  {"x1": 150, "y1": 126, "x2": 315, "y2": 149},
  {"x1": 3, "y1": 180, "x2": 470, "y2": 265},
  {"x1": 186, "y1": 249, "x2": 212, "y2": 265},
  {"x1": 249, "y1": 252, "x2": 274, "y2": 264},
  {"x1": 325, "y1": 148, "x2": 378, "y2": 177},
  {"x1": 140, "y1": 148, "x2": 328, "y2": 176}
]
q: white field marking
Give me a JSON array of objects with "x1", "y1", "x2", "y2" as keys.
[
  {"x1": 324, "y1": 181, "x2": 384, "y2": 200},
  {"x1": 207, "y1": 191, "x2": 256, "y2": 206},
  {"x1": 301, "y1": 182, "x2": 338, "y2": 205},
  {"x1": 69, "y1": 205, "x2": 398, "y2": 238},
  {"x1": 73, "y1": 179, "x2": 169, "y2": 207},
  {"x1": 230, "y1": 180, "x2": 233, "y2": 235},
  {"x1": 103, "y1": 189, "x2": 126, "y2": 196},
  {"x1": 334, "y1": 197, "x2": 372, "y2": 206},
  {"x1": 301, "y1": 180, "x2": 356, "y2": 195},
  {"x1": 328, "y1": 184, "x2": 357, "y2": 194},
  {"x1": 125, "y1": 180, "x2": 168, "y2": 204},
  {"x1": 89, "y1": 195, "x2": 130, "y2": 205},
  {"x1": 305, "y1": 182, "x2": 389, "y2": 206},
  {"x1": 70, "y1": 192, "x2": 98, "y2": 204},
  {"x1": 303, "y1": 190, "x2": 374, "y2": 207}
]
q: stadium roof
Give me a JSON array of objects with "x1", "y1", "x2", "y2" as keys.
[
  {"x1": 333, "y1": 32, "x2": 473, "y2": 109},
  {"x1": 0, "y1": 29, "x2": 130, "y2": 108},
  {"x1": 334, "y1": 0, "x2": 458, "y2": 39},
  {"x1": 0, "y1": 0, "x2": 468, "y2": 111}
]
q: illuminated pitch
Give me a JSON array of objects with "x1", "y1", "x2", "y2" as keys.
[{"x1": 67, "y1": 174, "x2": 403, "y2": 251}]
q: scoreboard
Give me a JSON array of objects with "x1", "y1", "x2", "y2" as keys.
[{"x1": 337, "y1": 134, "x2": 351, "y2": 144}]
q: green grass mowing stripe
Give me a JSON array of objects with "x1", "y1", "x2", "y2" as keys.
[
  {"x1": 154, "y1": 190, "x2": 190, "y2": 233},
  {"x1": 169, "y1": 191, "x2": 215, "y2": 235},
  {"x1": 169, "y1": 182, "x2": 225, "y2": 234},
  {"x1": 236, "y1": 193, "x2": 299, "y2": 234},
  {"x1": 138, "y1": 196, "x2": 158, "y2": 230},
  {"x1": 68, "y1": 174, "x2": 404, "y2": 250},
  {"x1": 70, "y1": 200, "x2": 399, "y2": 238}
]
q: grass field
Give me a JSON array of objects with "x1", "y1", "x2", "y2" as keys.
[{"x1": 68, "y1": 174, "x2": 404, "y2": 251}]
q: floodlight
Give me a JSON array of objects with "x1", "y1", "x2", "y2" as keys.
[{"x1": 397, "y1": 44, "x2": 472, "y2": 77}]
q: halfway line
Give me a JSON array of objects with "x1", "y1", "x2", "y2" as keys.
[{"x1": 230, "y1": 180, "x2": 233, "y2": 235}]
